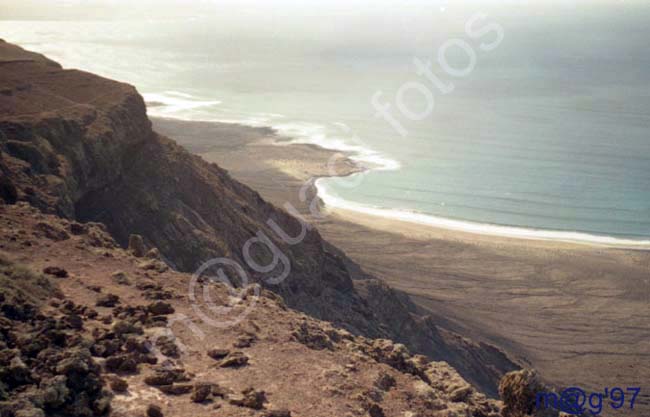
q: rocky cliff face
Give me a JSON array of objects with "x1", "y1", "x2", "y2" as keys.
[{"x1": 0, "y1": 40, "x2": 518, "y2": 396}]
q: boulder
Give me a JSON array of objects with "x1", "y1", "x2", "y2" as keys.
[
  {"x1": 233, "y1": 334, "x2": 256, "y2": 348},
  {"x1": 146, "y1": 404, "x2": 163, "y2": 417},
  {"x1": 368, "y1": 403, "x2": 386, "y2": 417},
  {"x1": 108, "y1": 376, "x2": 128, "y2": 393},
  {"x1": 35, "y1": 222, "x2": 69, "y2": 241},
  {"x1": 155, "y1": 336, "x2": 179, "y2": 358},
  {"x1": 39, "y1": 375, "x2": 69, "y2": 408},
  {"x1": 111, "y1": 271, "x2": 130, "y2": 285},
  {"x1": 112, "y1": 320, "x2": 143, "y2": 337},
  {"x1": 138, "y1": 259, "x2": 169, "y2": 273},
  {"x1": 128, "y1": 234, "x2": 146, "y2": 257},
  {"x1": 499, "y1": 369, "x2": 545, "y2": 417},
  {"x1": 374, "y1": 372, "x2": 396, "y2": 391},
  {"x1": 104, "y1": 354, "x2": 138, "y2": 373},
  {"x1": 157, "y1": 384, "x2": 193, "y2": 395},
  {"x1": 219, "y1": 351, "x2": 249, "y2": 368},
  {"x1": 230, "y1": 387, "x2": 266, "y2": 410},
  {"x1": 291, "y1": 321, "x2": 333, "y2": 351},
  {"x1": 144, "y1": 368, "x2": 189, "y2": 387},
  {"x1": 42, "y1": 266, "x2": 68, "y2": 278},
  {"x1": 147, "y1": 301, "x2": 174, "y2": 315},
  {"x1": 96, "y1": 294, "x2": 120, "y2": 307},
  {"x1": 207, "y1": 348, "x2": 230, "y2": 360},
  {"x1": 191, "y1": 383, "x2": 213, "y2": 403}
]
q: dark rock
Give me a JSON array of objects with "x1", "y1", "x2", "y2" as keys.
[
  {"x1": 154, "y1": 336, "x2": 179, "y2": 358},
  {"x1": 35, "y1": 222, "x2": 70, "y2": 241},
  {"x1": 229, "y1": 387, "x2": 266, "y2": 410},
  {"x1": 374, "y1": 372, "x2": 396, "y2": 391},
  {"x1": 145, "y1": 315, "x2": 168, "y2": 328},
  {"x1": 233, "y1": 334, "x2": 256, "y2": 348},
  {"x1": 134, "y1": 352, "x2": 158, "y2": 365},
  {"x1": 0, "y1": 176, "x2": 17, "y2": 205},
  {"x1": 138, "y1": 259, "x2": 169, "y2": 273},
  {"x1": 368, "y1": 403, "x2": 385, "y2": 417},
  {"x1": 157, "y1": 383, "x2": 193, "y2": 395},
  {"x1": 91, "y1": 339, "x2": 121, "y2": 358},
  {"x1": 128, "y1": 234, "x2": 146, "y2": 257},
  {"x1": 55, "y1": 348, "x2": 93, "y2": 375},
  {"x1": 43, "y1": 266, "x2": 68, "y2": 278},
  {"x1": 135, "y1": 280, "x2": 160, "y2": 291},
  {"x1": 123, "y1": 336, "x2": 150, "y2": 353},
  {"x1": 0, "y1": 258, "x2": 110, "y2": 417},
  {"x1": 144, "y1": 372, "x2": 175, "y2": 387},
  {"x1": 108, "y1": 376, "x2": 128, "y2": 393},
  {"x1": 96, "y1": 294, "x2": 120, "y2": 307},
  {"x1": 62, "y1": 314, "x2": 83, "y2": 330},
  {"x1": 8, "y1": 355, "x2": 32, "y2": 385},
  {"x1": 111, "y1": 271, "x2": 130, "y2": 285},
  {"x1": 499, "y1": 369, "x2": 544, "y2": 417},
  {"x1": 112, "y1": 320, "x2": 143, "y2": 337},
  {"x1": 104, "y1": 354, "x2": 138, "y2": 373},
  {"x1": 363, "y1": 339, "x2": 418, "y2": 376},
  {"x1": 207, "y1": 348, "x2": 230, "y2": 360},
  {"x1": 219, "y1": 351, "x2": 249, "y2": 368},
  {"x1": 211, "y1": 383, "x2": 230, "y2": 398},
  {"x1": 93, "y1": 394, "x2": 112, "y2": 415},
  {"x1": 292, "y1": 321, "x2": 333, "y2": 351},
  {"x1": 191, "y1": 383, "x2": 213, "y2": 403},
  {"x1": 146, "y1": 404, "x2": 163, "y2": 417},
  {"x1": 69, "y1": 222, "x2": 87, "y2": 235},
  {"x1": 39, "y1": 375, "x2": 70, "y2": 408},
  {"x1": 144, "y1": 368, "x2": 188, "y2": 386},
  {"x1": 143, "y1": 289, "x2": 173, "y2": 300},
  {"x1": 147, "y1": 301, "x2": 174, "y2": 315}
]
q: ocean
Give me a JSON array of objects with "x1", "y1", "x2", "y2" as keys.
[{"x1": 2, "y1": 1, "x2": 649, "y2": 245}]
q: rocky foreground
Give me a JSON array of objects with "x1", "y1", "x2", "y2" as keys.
[
  {"x1": 0, "y1": 40, "x2": 559, "y2": 417},
  {"x1": 0, "y1": 204, "x2": 453, "y2": 416},
  {"x1": 0, "y1": 203, "x2": 554, "y2": 417}
]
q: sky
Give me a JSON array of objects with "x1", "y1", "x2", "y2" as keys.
[{"x1": 1, "y1": 0, "x2": 643, "y2": 21}]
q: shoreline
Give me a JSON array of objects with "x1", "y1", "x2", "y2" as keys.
[
  {"x1": 316, "y1": 182, "x2": 650, "y2": 250},
  {"x1": 152, "y1": 114, "x2": 650, "y2": 250}
]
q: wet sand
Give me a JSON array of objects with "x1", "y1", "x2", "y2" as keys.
[{"x1": 153, "y1": 117, "x2": 650, "y2": 409}]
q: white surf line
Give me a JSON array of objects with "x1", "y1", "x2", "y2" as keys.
[{"x1": 314, "y1": 176, "x2": 650, "y2": 249}]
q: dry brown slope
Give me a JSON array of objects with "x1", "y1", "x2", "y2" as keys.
[{"x1": 0, "y1": 202, "x2": 506, "y2": 417}]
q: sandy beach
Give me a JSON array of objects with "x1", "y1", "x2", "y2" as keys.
[{"x1": 153, "y1": 117, "x2": 650, "y2": 407}]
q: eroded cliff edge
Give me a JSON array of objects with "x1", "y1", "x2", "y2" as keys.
[{"x1": 0, "y1": 39, "x2": 518, "y2": 396}]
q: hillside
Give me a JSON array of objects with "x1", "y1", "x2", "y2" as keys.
[
  {"x1": 0, "y1": 201, "x2": 519, "y2": 417},
  {"x1": 0, "y1": 38, "x2": 518, "y2": 401}
]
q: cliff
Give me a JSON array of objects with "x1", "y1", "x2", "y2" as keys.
[{"x1": 0, "y1": 39, "x2": 518, "y2": 397}]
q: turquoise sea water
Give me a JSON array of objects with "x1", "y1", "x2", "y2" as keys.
[{"x1": 3, "y1": 2, "x2": 649, "y2": 244}]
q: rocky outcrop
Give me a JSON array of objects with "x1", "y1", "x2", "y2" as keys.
[
  {"x1": 0, "y1": 254, "x2": 111, "y2": 417},
  {"x1": 0, "y1": 204, "x2": 507, "y2": 417},
  {"x1": 498, "y1": 369, "x2": 570, "y2": 417},
  {"x1": 0, "y1": 40, "x2": 518, "y2": 395}
]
